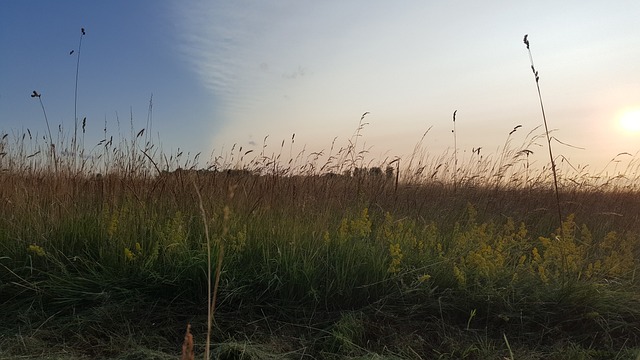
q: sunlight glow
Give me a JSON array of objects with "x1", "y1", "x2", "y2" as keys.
[{"x1": 619, "y1": 109, "x2": 640, "y2": 133}]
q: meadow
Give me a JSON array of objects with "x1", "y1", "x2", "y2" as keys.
[
  {"x1": 1, "y1": 118, "x2": 639, "y2": 359},
  {"x1": 1, "y1": 32, "x2": 640, "y2": 359}
]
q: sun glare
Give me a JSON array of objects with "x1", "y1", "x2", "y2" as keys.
[{"x1": 619, "y1": 109, "x2": 640, "y2": 133}]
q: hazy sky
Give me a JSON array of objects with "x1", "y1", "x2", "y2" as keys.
[{"x1": 1, "y1": 1, "x2": 639, "y2": 172}]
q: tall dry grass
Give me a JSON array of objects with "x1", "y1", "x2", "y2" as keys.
[{"x1": 1, "y1": 115, "x2": 639, "y2": 358}]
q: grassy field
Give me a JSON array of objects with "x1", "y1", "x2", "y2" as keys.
[{"x1": 1, "y1": 123, "x2": 639, "y2": 360}]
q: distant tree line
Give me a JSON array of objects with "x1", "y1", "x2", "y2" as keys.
[
  {"x1": 328, "y1": 166, "x2": 395, "y2": 180},
  {"x1": 159, "y1": 166, "x2": 395, "y2": 179}
]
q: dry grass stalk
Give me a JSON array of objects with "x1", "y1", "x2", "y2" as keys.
[
  {"x1": 194, "y1": 180, "x2": 226, "y2": 360},
  {"x1": 452, "y1": 110, "x2": 458, "y2": 192},
  {"x1": 181, "y1": 323, "x2": 195, "y2": 360},
  {"x1": 523, "y1": 34, "x2": 563, "y2": 230}
]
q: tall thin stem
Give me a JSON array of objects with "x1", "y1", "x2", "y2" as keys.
[
  {"x1": 73, "y1": 27, "x2": 85, "y2": 167},
  {"x1": 350, "y1": 112, "x2": 369, "y2": 170},
  {"x1": 194, "y1": 181, "x2": 226, "y2": 360},
  {"x1": 452, "y1": 110, "x2": 458, "y2": 191},
  {"x1": 32, "y1": 91, "x2": 58, "y2": 172},
  {"x1": 523, "y1": 34, "x2": 563, "y2": 232}
]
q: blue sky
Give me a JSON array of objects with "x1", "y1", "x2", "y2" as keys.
[{"x1": 2, "y1": 1, "x2": 639, "y2": 172}]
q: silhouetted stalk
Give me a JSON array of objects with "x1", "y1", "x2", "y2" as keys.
[
  {"x1": 145, "y1": 93, "x2": 153, "y2": 147},
  {"x1": 350, "y1": 112, "x2": 369, "y2": 170},
  {"x1": 523, "y1": 34, "x2": 562, "y2": 230},
  {"x1": 31, "y1": 91, "x2": 58, "y2": 172},
  {"x1": 524, "y1": 35, "x2": 567, "y2": 287},
  {"x1": 452, "y1": 110, "x2": 458, "y2": 191},
  {"x1": 73, "y1": 27, "x2": 86, "y2": 168}
]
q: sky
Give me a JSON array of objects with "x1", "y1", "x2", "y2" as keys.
[{"x1": 1, "y1": 1, "x2": 639, "y2": 174}]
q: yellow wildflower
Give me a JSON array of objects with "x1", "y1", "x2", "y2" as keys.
[
  {"x1": 124, "y1": 247, "x2": 135, "y2": 261},
  {"x1": 453, "y1": 264, "x2": 466, "y2": 287},
  {"x1": 27, "y1": 244, "x2": 46, "y2": 257},
  {"x1": 388, "y1": 243, "x2": 403, "y2": 273}
]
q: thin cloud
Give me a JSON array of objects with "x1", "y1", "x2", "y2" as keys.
[{"x1": 174, "y1": 2, "x2": 293, "y2": 115}]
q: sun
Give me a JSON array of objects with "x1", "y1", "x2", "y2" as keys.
[{"x1": 619, "y1": 109, "x2": 640, "y2": 133}]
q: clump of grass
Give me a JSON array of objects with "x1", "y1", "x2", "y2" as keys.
[{"x1": 328, "y1": 311, "x2": 367, "y2": 355}]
